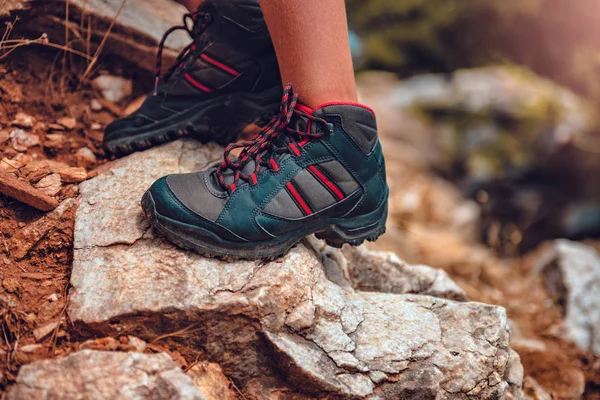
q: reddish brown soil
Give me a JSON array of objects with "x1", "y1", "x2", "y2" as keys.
[{"x1": 0, "y1": 47, "x2": 598, "y2": 399}]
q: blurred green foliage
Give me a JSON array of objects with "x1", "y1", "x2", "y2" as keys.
[{"x1": 347, "y1": 0, "x2": 600, "y2": 103}]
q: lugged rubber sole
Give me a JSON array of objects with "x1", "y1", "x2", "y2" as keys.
[
  {"x1": 103, "y1": 87, "x2": 282, "y2": 158},
  {"x1": 141, "y1": 190, "x2": 387, "y2": 261}
]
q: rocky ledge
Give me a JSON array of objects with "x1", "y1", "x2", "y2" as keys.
[
  {"x1": 7, "y1": 350, "x2": 208, "y2": 400},
  {"x1": 39, "y1": 139, "x2": 523, "y2": 399}
]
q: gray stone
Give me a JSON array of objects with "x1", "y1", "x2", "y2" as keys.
[
  {"x1": 336, "y1": 245, "x2": 467, "y2": 301},
  {"x1": 70, "y1": 139, "x2": 524, "y2": 399},
  {"x1": 7, "y1": 350, "x2": 206, "y2": 400},
  {"x1": 536, "y1": 239, "x2": 600, "y2": 354},
  {"x1": 92, "y1": 75, "x2": 133, "y2": 104}
]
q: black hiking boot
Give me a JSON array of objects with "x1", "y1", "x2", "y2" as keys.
[
  {"x1": 141, "y1": 84, "x2": 389, "y2": 260},
  {"x1": 103, "y1": 0, "x2": 282, "y2": 158}
]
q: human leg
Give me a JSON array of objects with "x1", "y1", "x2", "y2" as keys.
[{"x1": 259, "y1": 0, "x2": 357, "y2": 107}]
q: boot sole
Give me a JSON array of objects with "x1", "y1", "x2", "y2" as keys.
[
  {"x1": 141, "y1": 191, "x2": 388, "y2": 261},
  {"x1": 103, "y1": 87, "x2": 282, "y2": 158}
]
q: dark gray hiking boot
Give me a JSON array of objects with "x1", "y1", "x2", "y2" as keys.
[
  {"x1": 141, "y1": 84, "x2": 388, "y2": 260},
  {"x1": 103, "y1": 0, "x2": 282, "y2": 158}
]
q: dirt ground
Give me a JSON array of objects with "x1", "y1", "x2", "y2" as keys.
[{"x1": 0, "y1": 47, "x2": 599, "y2": 399}]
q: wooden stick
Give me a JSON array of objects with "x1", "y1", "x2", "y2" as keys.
[{"x1": 0, "y1": 170, "x2": 59, "y2": 211}]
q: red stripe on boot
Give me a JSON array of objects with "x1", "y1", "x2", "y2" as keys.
[
  {"x1": 200, "y1": 54, "x2": 241, "y2": 76},
  {"x1": 184, "y1": 73, "x2": 212, "y2": 92},
  {"x1": 308, "y1": 165, "x2": 345, "y2": 200},
  {"x1": 286, "y1": 182, "x2": 312, "y2": 216}
]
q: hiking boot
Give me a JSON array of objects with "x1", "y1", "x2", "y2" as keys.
[
  {"x1": 141, "y1": 84, "x2": 388, "y2": 259},
  {"x1": 103, "y1": 0, "x2": 282, "y2": 158}
]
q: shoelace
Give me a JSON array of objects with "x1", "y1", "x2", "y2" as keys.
[
  {"x1": 215, "y1": 84, "x2": 333, "y2": 194},
  {"x1": 154, "y1": 11, "x2": 212, "y2": 95}
]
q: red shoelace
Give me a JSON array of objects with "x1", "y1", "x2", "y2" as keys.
[{"x1": 215, "y1": 84, "x2": 332, "y2": 194}]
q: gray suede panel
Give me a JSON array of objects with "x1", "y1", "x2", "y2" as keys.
[
  {"x1": 166, "y1": 171, "x2": 227, "y2": 222},
  {"x1": 293, "y1": 169, "x2": 336, "y2": 212},
  {"x1": 317, "y1": 160, "x2": 359, "y2": 195},
  {"x1": 317, "y1": 105, "x2": 378, "y2": 154},
  {"x1": 263, "y1": 189, "x2": 304, "y2": 219}
]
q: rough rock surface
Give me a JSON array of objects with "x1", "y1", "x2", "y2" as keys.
[
  {"x1": 8, "y1": 350, "x2": 206, "y2": 399},
  {"x1": 536, "y1": 240, "x2": 600, "y2": 354},
  {"x1": 187, "y1": 362, "x2": 236, "y2": 400},
  {"x1": 70, "y1": 139, "x2": 523, "y2": 399}
]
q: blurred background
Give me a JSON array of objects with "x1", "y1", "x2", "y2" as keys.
[
  {"x1": 346, "y1": 0, "x2": 600, "y2": 255},
  {"x1": 1, "y1": 0, "x2": 600, "y2": 398}
]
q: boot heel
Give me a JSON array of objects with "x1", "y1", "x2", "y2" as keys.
[{"x1": 315, "y1": 203, "x2": 388, "y2": 248}]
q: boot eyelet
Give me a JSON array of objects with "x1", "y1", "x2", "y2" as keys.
[{"x1": 326, "y1": 123, "x2": 335, "y2": 134}]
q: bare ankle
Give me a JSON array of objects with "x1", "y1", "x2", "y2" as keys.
[{"x1": 178, "y1": 0, "x2": 203, "y2": 12}]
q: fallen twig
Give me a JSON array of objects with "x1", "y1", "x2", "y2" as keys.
[
  {"x1": 150, "y1": 324, "x2": 201, "y2": 344},
  {"x1": 0, "y1": 34, "x2": 94, "y2": 61}
]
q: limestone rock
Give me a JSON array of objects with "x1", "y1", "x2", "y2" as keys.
[
  {"x1": 334, "y1": 243, "x2": 466, "y2": 301},
  {"x1": 92, "y1": 75, "x2": 133, "y2": 103},
  {"x1": 536, "y1": 240, "x2": 600, "y2": 354},
  {"x1": 7, "y1": 350, "x2": 206, "y2": 400},
  {"x1": 70, "y1": 139, "x2": 523, "y2": 399}
]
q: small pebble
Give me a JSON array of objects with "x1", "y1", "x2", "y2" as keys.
[
  {"x1": 47, "y1": 124, "x2": 65, "y2": 132},
  {"x1": 90, "y1": 99, "x2": 103, "y2": 111},
  {"x1": 34, "y1": 173, "x2": 62, "y2": 197},
  {"x1": 2, "y1": 278, "x2": 20, "y2": 293},
  {"x1": 75, "y1": 147, "x2": 97, "y2": 165},
  {"x1": 11, "y1": 112, "x2": 35, "y2": 128},
  {"x1": 10, "y1": 129, "x2": 40, "y2": 152},
  {"x1": 19, "y1": 344, "x2": 43, "y2": 353},
  {"x1": 57, "y1": 117, "x2": 77, "y2": 130}
]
